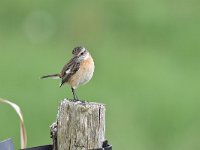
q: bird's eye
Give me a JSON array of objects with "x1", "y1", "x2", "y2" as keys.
[{"x1": 80, "y1": 52, "x2": 84, "y2": 55}]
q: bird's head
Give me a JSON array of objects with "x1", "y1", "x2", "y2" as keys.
[{"x1": 72, "y1": 46, "x2": 89, "y2": 60}]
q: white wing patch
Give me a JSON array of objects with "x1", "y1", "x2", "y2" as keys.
[{"x1": 65, "y1": 69, "x2": 71, "y2": 74}]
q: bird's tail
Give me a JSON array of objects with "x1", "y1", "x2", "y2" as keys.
[{"x1": 40, "y1": 74, "x2": 60, "y2": 79}]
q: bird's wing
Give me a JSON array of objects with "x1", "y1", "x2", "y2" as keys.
[{"x1": 60, "y1": 57, "x2": 80, "y2": 87}]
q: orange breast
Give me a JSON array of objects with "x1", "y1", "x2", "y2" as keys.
[{"x1": 68, "y1": 55, "x2": 94, "y2": 88}]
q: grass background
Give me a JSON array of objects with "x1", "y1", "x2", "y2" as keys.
[{"x1": 0, "y1": 0, "x2": 200, "y2": 150}]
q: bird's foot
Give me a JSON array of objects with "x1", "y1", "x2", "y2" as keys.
[
  {"x1": 69, "y1": 99, "x2": 87, "y2": 104},
  {"x1": 69, "y1": 99, "x2": 79, "y2": 102}
]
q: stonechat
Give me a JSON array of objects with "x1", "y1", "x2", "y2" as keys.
[{"x1": 41, "y1": 46, "x2": 95, "y2": 100}]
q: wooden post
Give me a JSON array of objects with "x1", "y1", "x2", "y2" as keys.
[{"x1": 51, "y1": 99, "x2": 106, "y2": 150}]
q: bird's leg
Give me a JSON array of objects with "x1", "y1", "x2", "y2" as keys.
[{"x1": 71, "y1": 87, "x2": 79, "y2": 101}]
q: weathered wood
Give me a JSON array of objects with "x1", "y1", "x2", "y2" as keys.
[{"x1": 51, "y1": 99, "x2": 105, "y2": 150}]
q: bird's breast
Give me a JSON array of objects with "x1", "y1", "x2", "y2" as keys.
[{"x1": 68, "y1": 55, "x2": 94, "y2": 88}]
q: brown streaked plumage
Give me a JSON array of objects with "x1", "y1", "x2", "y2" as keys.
[{"x1": 41, "y1": 46, "x2": 95, "y2": 100}]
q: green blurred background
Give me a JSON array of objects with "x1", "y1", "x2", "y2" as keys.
[{"x1": 0, "y1": 0, "x2": 200, "y2": 150}]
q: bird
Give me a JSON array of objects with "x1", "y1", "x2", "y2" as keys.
[{"x1": 40, "y1": 46, "x2": 95, "y2": 100}]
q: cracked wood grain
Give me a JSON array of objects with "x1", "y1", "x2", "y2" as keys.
[{"x1": 52, "y1": 99, "x2": 105, "y2": 150}]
